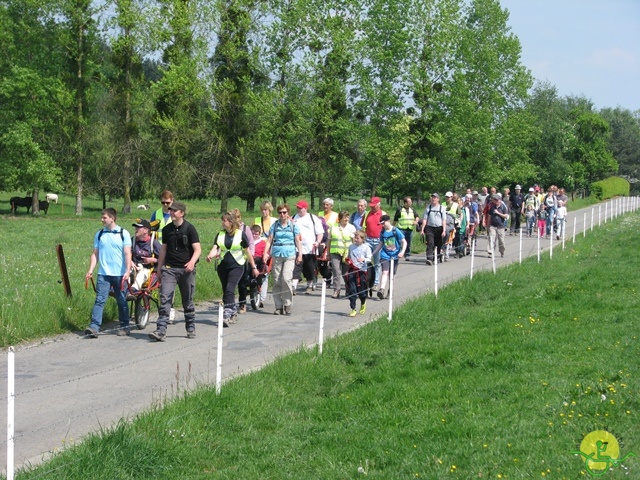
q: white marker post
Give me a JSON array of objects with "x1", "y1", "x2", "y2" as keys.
[
  {"x1": 572, "y1": 217, "x2": 577, "y2": 245},
  {"x1": 537, "y1": 233, "x2": 541, "y2": 263},
  {"x1": 216, "y1": 304, "x2": 223, "y2": 394},
  {"x1": 319, "y1": 280, "x2": 327, "y2": 351},
  {"x1": 434, "y1": 251, "x2": 439, "y2": 297},
  {"x1": 470, "y1": 237, "x2": 476, "y2": 280},
  {"x1": 388, "y1": 258, "x2": 394, "y2": 321},
  {"x1": 519, "y1": 226, "x2": 523, "y2": 264},
  {"x1": 583, "y1": 212, "x2": 587, "y2": 237},
  {"x1": 7, "y1": 346, "x2": 15, "y2": 480},
  {"x1": 591, "y1": 208, "x2": 594, "y2": 232}
]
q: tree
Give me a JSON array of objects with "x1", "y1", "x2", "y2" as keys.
[{"x1": 600, "y1": 107, "x2": 640, "y2": 193}]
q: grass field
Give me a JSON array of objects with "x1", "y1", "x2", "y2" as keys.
[{"x1": 13, "y1": 208, "x2": 640, "y2": 479}]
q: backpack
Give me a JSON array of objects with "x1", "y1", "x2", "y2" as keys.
[{"x1": 97, "y1": 228, "x2": 125, "y2": 243}]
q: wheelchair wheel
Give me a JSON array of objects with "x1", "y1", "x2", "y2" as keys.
[{"x1": 135, "y1": 297, "x2": 150, "y2": 330}]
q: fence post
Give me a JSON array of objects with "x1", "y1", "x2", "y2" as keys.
[
  {"x1": 319, "y1": 281, "x2": 327, "y2": 351},
  {"x1": 7, "y1": 346, "x2": 15, "y2": 480},
  {"x1": 216, "y1": 305, "x2": 223, "y2": 395}
]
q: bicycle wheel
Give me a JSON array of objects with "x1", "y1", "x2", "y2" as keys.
[{"x1": 135, "y1": 297, "x2": 150, "y2": 330}]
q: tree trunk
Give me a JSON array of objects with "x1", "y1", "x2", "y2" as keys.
[{"x1": 32, "y1": 189, "x2": 40, "y2": 216}]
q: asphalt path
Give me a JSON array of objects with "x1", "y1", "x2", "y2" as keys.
[{"x1": 0, "y1": 203, "x2": 618, "y2": 473}]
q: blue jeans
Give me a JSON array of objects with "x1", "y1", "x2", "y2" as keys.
[
  {"x1": 366, "y1": 237, "x2": 381, "y2": 286},
  {"x1": 90, "y1": 275, "x2": 129, "y2": 332},
  {"x1": 545, "y1": 207, "x2": 556, "y2": 236},
  {"x1": 400, "y1": 229, "x2": 413, "y2": 257}
]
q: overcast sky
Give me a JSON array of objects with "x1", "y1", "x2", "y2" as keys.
[{"x1": 499, "y1": 0, "x2": 640, "y2": 111}]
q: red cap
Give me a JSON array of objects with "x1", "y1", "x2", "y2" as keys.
[
  {"x1": 295, "y1": 200, "x2": 308, "y2": 209},
  {"x1": 369, "y1": 196, "x2": 381, "y2": 206}
]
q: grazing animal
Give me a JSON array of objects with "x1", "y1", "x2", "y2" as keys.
[
  {"x1": 45, "y1": 193, "x2": 58, "y2": 203},
  {"x1": 10, "y1": 196, "x2": 32, "y2": 214},
  {"x1": 136, "y1": 204, "x2": 150, "y2": 210},
  {"x1": 39, "y1": 200, "x2": 50, "y2": 214}
]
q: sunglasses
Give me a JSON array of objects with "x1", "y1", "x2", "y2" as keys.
[{"x1": 278, "y1": 211, "x2": 288, "y2": 214}]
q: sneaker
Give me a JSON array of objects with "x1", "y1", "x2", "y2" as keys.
[
  {"x1": 359, "y1": 304, "x2": 366, "y2": 315},
  {"x1": 348, "y1": 309, "x2": 357, "y2": 317},
  {"x1": 148, "y1": 330, "x2": 166, "y2": 342},
  {"x1": 259, "y1": 301, "x2": 264, "y2": 308},
  {"x1": 305, "y1": 285, "x2": 313, "y2": 294},
  {"x1": 284, "y1": 305, "x2": 292, "y2": 315},
  {"x1": 116, "y1": 328, "x2": 130, "y2": 337},
  {"x1": 84, "y1": 327, "x2": 99, "y2": 338},
  {"x1": 186, "y1": 330, "x2": 196, "y2": 339},
  {"x1": 426, "y1": 259, "x2": 433, "y2": 266},
  {"x1": 331, "y1": 291, "x2": 340, "y2": 299},
  {"x1": 238, "y1": 305, "x2": 247, "y2": 314},
  {"x1": 274, "y1": 308, "x2": 283, "y2": 315},
  {"x1": 372, "y1": 284, "x2": 379, "y2": 292},
  {"x1": 377, "y1": 291, "x2": 384, "y2": 300},
  {"x1": 228, "y1": 313, "x2": 238, "y2": 324},
  {"x1": 213, "y1": 321, "x2": 229, "y2": 328}
]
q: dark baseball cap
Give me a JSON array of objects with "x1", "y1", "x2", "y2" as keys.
[
  {"x1": 132, "y1": 219, "x2": 151, "y2": 229},
  {"x1": 168, "y1": 201, "x2": 186, "y2": 213}
]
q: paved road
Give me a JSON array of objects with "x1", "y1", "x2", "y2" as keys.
[{"x1": 0, "y1": 203, "x2": 620, "y2": 473}]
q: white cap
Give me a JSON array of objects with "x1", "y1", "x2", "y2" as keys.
[
  {"x1": 445, "y1": 191, "x2": 453, "y2": 197},
  {"x1": 515, "y1": 185, "x2": 522, "y2": 189}
]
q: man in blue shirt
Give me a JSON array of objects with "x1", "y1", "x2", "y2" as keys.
[{"x1": 85, "y1": 208, "x2": 132, "y2": 337}]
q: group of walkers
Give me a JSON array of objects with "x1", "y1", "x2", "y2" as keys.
[{"x1": 84, "y1": 185, "x2": 568, "y2": 340}]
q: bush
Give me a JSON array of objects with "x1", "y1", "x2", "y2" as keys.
[{"x1": 590, "y1": 176, "x2": 630, "y2": 200}]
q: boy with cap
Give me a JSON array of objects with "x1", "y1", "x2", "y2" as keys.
[
  {"x1": 149, "y1": 201, "x2": 202, "y2": 341},
  {"x1": 373, "y1": 215, "x2": 406, "y2": 300}
]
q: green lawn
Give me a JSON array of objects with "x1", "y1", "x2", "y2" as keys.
[{"x1": 15, "y1": 210, "x2": 640, "y2": 479}]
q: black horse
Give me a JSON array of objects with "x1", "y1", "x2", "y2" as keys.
[{"x1": 10, "y1": 196, "x2": 32, "y2": 214}]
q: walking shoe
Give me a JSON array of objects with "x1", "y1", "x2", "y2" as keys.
[
  {"x1": 284, "y1": 305, "x2": 292, "y2": 315},
  {"x1": 116, "y1": 328, "x2": 130, "y2": 336},
  {"x1": 305, "y1": 285, "x2": 313, "y2": 294},
  {"x1": 359, "y1": 304, "x2": 366, "y2": 315},
  {"x1": 84, "y1": 327, "x2": 99, "y2": 338},
  {"x1": 372, "y1": 284, "x2": 379, "y2": 292},
  {"x1": 259, "y1": 301, "x2": 264, "y2": 308},
  {"x1": 148, "y1": 330, "x2": 166, "y2": 342},
  {"x1": 331, "y1": 291, "x2": 340, "y2": 299},
  {"x1": 426, "y1": 259, "x2": 433, "y2": 266},
  {"x1": 274, "y1": 308, "x2": 283, "y2": 315},
  {"x1": 228, "y1": 313, "x2": 238, "y2": 324},
  {"x1": 213, "y1": 320, "x2": 229, "y2": 328},
  {"x1": 238, "y1": 305, "x2": 247, "y2": 314},
  {"x1": 348, "y1": 309, "x2": 357, "y2": 317},
  {"x1": 377, "y1": 291, "x2": 384, "y2": 300},
  {"x1": 186, "y1": 330, "x2": 196, "y2": 339}
]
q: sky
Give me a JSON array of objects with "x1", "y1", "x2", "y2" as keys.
[{"x1": 499, "y1": 0, "x2": 640, "y2": 111}]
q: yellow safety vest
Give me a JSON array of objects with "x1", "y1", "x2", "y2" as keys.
[
  {"x1": 329, "y1": 225, "x2": 353, "y2": 255},
  {"x1": 253, "y1": 216, "x2": 277, "y2": 238},
  {"x1": 216, "y1": 229, "x2": 245, "y2": 265},
  {"x1": 319, "y1": 211, "x2": 339, "y2": 227},
  {"x1": 153, "y1": 208, "x2": 172, "y2": 243},
  {"x1": 396, "y1": 207, "x2": 415, "y2": 230}
]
